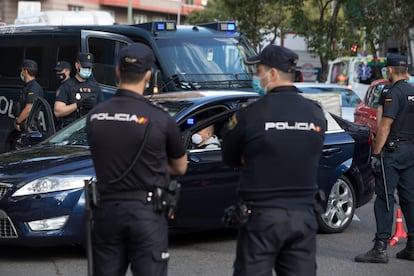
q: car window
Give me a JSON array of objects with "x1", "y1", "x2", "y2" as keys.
[{"x1": 178, "y1": 105, "x2": 230, "y2": 132}]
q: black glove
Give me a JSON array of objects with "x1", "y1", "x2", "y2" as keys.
[
  {"x1": 370, "y1": 154, "x2": 382, "y2": 176},
  {"x1": 77, "y1": 96, "x2": 96, "y2": 110}
]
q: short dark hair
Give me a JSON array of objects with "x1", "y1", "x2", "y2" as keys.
[{"x1": 119, "y1": 70, "x2": 146, "y2": 84}]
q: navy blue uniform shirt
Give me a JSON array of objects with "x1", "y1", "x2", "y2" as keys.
[
  {"x1": 383, "y1": 79, "x2": 414, "y2": 140},
  {"x1": 86, "y1": 89, "x2": 185, "y2": 194},
  {"x1": 222, "y1": 86, "x2": 326, "y2": 208}
]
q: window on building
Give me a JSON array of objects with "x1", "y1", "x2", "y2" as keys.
[
  {"x1": 153, "y1": 16, "x2": 166, "y2": 21},
  {"x1": 134, "y1": 14, "x2": 147, "y2": 24},
  {"x1": 185, "y1": 0, "x2": 194, "y2": 4},
  {"x1": 68, "y1": 5, "x2": 83, "y2": 11}
]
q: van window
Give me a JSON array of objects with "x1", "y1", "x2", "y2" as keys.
[
  {"x1": 88, "y1": 37, "x2": 127, "y2": 87},
  {"x1": 330, "y1": 61, "x2": 348, "y2": 85},
  {"x1": 0, "y1": 46, "x2": 43, "y2": 81}
]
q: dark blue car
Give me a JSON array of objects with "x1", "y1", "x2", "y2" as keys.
[{"x1": 0, "y1": 91, "x2": 374, "y2": 246}]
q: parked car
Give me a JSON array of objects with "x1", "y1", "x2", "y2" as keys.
[
  {"x1": 0, "y1": 91, "x2": 374, "y2": 246},
  {"x1": 354, "y1": 79, "x2": 390, "y2": 135},
  {"x1": 295, "y1": 83, "x2": 362, "y2": 122}
]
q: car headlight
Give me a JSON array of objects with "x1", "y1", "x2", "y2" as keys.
[
  {"x1": 12, "y1": 175, "x2": 91, "y2": 197},
  {"x1": 27, "y1": 215, "x2": 69, "y2": 231}
]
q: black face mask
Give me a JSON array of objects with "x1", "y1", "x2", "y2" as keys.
[{"x1": 56, "y1": 73, "x2": 66, "y2": 81}]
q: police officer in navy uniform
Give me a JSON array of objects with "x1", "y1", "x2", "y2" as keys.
[
  {"x1": 221, "y1": 44, "x2": 326, "y2": 276},
  {"x1": 355, "y1": 53, "x2": 414, "y2": 263},
  {"x1": 54, "y1": 52, "x2": 103, "y2": 129},
  {"x1": 86, "y1": 43, "x2": 187, "y2": 276},
  {"x1": 10, "y1": 59, "x2": 44, "y2": 150}
]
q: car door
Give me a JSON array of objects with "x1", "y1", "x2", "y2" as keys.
[
  {"x1": 171, "y1": 109, "x2": 239, "y2": 231},
  {"x1": 81, "y1": 30, "x2": 134, "y2": 99},
  {"x1": 19, "y1": 97, "x2": 56, "y2": 147}
]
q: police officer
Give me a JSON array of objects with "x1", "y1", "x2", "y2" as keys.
[
  {"x1": 355, "y1": 53, "x2": 414, "y2": 263},
  {"x1": 221, "y1": 45, "x2": 326, "y2": 276},
  {"x1": 53, "y1": 60, "x2": 71, "y2": 84},
  {"x1": 10, "y1": 59, "x2": 44, "y2": 150},
  {"x1": 86, "y1": 43, "x2": 187, "y2": 276},
  {"x1": 54, "y1": 52, "x2": 103, "y2": 129},
  {"x1": 14, "y1": 59, "x2": 44, "y2": 132}
]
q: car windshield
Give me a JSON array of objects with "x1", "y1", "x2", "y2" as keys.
[
  {"x1": 156, "y1": 37, "x2": 256, "y2": 90},
  {"x1": 299, "y1": 87, "x2": 361, "y2": 107},
  {"x1": 43, "y1": 100, "x2": 192, "y2": 146}
]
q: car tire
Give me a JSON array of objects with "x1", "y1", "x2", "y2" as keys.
[{"x1": 317, "y1": 175, "x2": 356, "y2": 234}]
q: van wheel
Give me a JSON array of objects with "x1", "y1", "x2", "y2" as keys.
[{"x1": 317, "y1": 175, "x2": 356, "y2": 234}]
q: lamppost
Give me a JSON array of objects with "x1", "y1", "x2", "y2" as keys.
[
  {"x1": 177, "y1": 0, "x2": 183, "y2": 25},
  {"x1": 128, "y1": 0, "x2": 132, "y2": 24}
]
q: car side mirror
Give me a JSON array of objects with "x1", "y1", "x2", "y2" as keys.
[{"x1": 16, "y1": 131, "x2": 44, "y2": 148}]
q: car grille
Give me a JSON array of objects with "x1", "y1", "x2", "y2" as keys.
[
  {"x1": 0, "y1": 183, "x2": 12, "y2": 200},
  {"x1": 0, "y1": 217, "x2": 18, "y2": 238}
]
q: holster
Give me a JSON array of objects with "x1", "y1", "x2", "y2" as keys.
[
  {"x1": 222, "y1": 202, "x2": 251, "y2": 228},
  {"x1": 153, "y1": 180, "x2": 181, "y2": 219}
]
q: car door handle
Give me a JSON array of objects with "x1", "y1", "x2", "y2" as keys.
[{"x1": 322, "y1": 147, "x2": 341, "y2": 156}]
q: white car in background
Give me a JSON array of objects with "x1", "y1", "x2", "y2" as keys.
[{"x1": 295, "y1": 83, "x2": 362, "y2": 122}]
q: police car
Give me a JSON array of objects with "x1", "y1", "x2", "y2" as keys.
[{"x1": 0, "y1": 91, "x2": 374, "y2": 246}]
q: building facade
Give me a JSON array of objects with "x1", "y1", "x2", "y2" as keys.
[{"x1": 0, "y1": 0, "x2": 206, "y2": 25}]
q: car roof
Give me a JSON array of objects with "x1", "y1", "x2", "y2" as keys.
[{"x1": 294, "y1": 82, "x2": 354, "y2": 90}]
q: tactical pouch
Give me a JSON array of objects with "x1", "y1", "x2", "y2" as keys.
[
  {"x1": 222, "y1": 202, "x2": 251, "y2": 228},
  {"x1": 153, "y1": 180, "x2": 181, "y2": 219},
  {"x1": 385, "y1": 140, "x2": 398, "y2": 152}
]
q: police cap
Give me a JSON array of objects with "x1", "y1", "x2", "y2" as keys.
[
  {"x1": 244, "y1": 45, "x2": 298, "y2": 73},
  {"x1": 77, "y1": 52, "x2": 94, "y2": 68},
  {"x1": 119, "y1": 43, "x2": 155, "y2": 73},
  {"x1": 386, "y1": 53, "x2": 408, "y2": 67},
  {"x1": 21, "y1": 59, "x2": 38, "y2": 72},
  {"x1": 54, "y1": 61, "x2": 71, "y2": 71}
]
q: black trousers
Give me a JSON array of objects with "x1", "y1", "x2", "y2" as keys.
[
  {"x1": 92, "y1": 200, "x2": 169, "y2": 276},
  {"x1": 374, "y1": 143, "x2": 414, "y2": 241},
  {"x1": 233, "y1": 208, "x2": 317, "y2": 276}
]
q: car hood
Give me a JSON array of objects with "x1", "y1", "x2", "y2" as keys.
[{"x1": 0, "y1": 145, "x2": 93, "y2": 184}]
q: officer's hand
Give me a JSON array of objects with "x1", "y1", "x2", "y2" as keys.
[
  {"x1": 370, "y1": 154, "x2": 382, "y2": 176},
  {"x1": 77, "y1": 96, "x2": 96, "y2": 110}
]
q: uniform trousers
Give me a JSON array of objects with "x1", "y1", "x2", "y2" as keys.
[
  {"x1": 374, "y1": 143, "x2": 414, "y2": 241},
  {"x1": 92, "y1": 200, "x2": 169, "y2": 276},
  {"x1": 233, "y1": 207, "x2": 317, "y2": 276}
]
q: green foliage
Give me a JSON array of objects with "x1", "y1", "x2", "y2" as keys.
[{"x1": 186, "y1": 0, "x2": 414, "y2": 80}]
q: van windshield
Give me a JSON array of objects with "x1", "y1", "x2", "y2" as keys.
[{"x1": 156, "y1": 37, "x2": 256, "y2": 90}]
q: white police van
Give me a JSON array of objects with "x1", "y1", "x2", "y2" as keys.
[{"x1": 0, "y1": 21, "x2": 256, "y2": 152}]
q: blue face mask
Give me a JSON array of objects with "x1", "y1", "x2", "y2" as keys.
[
  {"x1": 251, "y1": 71, "x2": 270, "y2": 96},
  {"x1": 79, "y1": 68, "x2": 92, "y2": 79}
]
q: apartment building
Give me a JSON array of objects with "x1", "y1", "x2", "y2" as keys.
[{"x1": 0, "y1": 0, "x2": 206, "y2": 25}]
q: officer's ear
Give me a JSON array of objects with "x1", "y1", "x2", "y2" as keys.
[{"x1": 144, "y1": 69, "x2": 152, "y2": 83}]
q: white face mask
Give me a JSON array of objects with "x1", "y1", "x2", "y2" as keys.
[
  {"x1": 20, "y1": 72, "x2": 25, "y2": 82},
  {"x1": 79, "y1": 68, "x2": 92, "y2": 79},
  {"x1": 191, "y1": 133, "x2": 203, "y2": 145}
]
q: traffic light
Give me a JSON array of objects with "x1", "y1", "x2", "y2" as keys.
[{"x1": 350, "y1": 45, "x2": 358, "y2": 54}]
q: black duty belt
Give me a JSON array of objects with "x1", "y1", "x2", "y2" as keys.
[{"x1": 100, "y1": 190, "x2": 153, "y2": 203}]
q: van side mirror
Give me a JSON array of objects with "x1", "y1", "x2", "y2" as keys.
[{"x1": 153, "y1": 70, "x2": 161, "y2": 94}]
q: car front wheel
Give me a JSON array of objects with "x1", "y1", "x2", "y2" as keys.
[{"x1": 317, "y1": 175, "x2": 356, "y2": 234}]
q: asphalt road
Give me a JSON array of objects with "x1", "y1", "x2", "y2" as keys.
[{"x1": 0, "y1": 198, "x2": 412, "y2": 276}]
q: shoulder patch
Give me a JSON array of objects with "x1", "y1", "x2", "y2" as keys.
[{"x1": 384, "y1": 98, "x2": 392, "y2": 105}]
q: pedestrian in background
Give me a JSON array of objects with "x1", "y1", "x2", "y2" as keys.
[
  {"x1": 221, "y1": 44, "x2": 326, "y2": 276},
  {"x1": 355, "y1": 53, "x2": 414, "y2": 263},
  {"x1": 86, "y1": 43, "x2": 187, "y2": 276},
  {"x1": 54, "y1": 52, "x2": 103, "y2": 129}
]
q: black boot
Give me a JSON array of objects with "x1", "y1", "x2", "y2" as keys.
[
  {"x1": 396, "y1": 238, "x2": 414, "y2": 261},
  {"x1": 354, "y1": 239, "x2": 389, "y2": 263}
]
